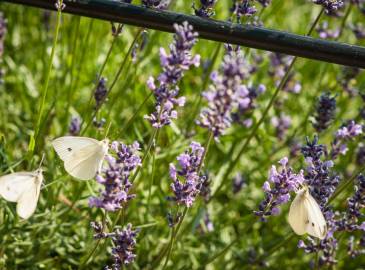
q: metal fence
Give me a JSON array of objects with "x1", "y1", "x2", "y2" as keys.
[{"x1": 3, "y1": 0, "x2": 365, "y2": 68}]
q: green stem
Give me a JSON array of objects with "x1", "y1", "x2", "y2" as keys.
[
  {"x1": 81, "y1": 28, "x2": 143, "y2": 135},
  {"x1": 119, "y1": 92, "x2": 153, "y2": 134},
  {"x1": 63, "y1": 16, "x2": 81, "y2": 128},
  {"x1": 79, "y1": 211, "x2": 107, "y2": 268},
  {"x1": 71, "y1": 19, "x2": 94, "y2": 102},
  {"x1": 159, "y1": 131, "x2": 214, "y2": 266},
  {"x1": 162, "y1": 227, "x2": 175, "y2": 269},
  {"x1": 79, "y1": 24, "x2": 122, "y2": 130},
  {"x1": 33, "y1": 0, "x2": 63, "y2": 150}
]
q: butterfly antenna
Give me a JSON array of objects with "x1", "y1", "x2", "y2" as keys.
[
  {"x1": 104, "y1": 121, "x2": 112, "y2": 139},
  {"x1": 38, "y1": 154, "x2": 45, "y2": 169}
]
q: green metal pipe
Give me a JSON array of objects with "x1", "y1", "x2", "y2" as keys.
[{"x1": 3, "y1": 0, "x2": 365, "y2": 68}]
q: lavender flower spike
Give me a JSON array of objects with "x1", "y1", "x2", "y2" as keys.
[
  {"x1": 193, "y1": 0, "x2": 217, "y2": 18},
  {"x1": 169, "y1": 141, "x2": 205, "y2": 207},
  {"x1": 312, "y1": 0, "x2": 344, "y2": 15},
  {"x1": 197, "y1": 49, "x2": 250, "y2": 138},
  {"x1": 68, "y1": 116, "x2": 81, "y2": 136},
  {"x1": 145, "y1": 21, "x2": 200, "y2": 128},
  {"x1": 254, "y1": 157, "x2": 304, "y2": 220},
  {"x1": 330, "y1": 120, "x2": 363, "y2": 159},
  {"x1": 312, "y1": 92, "x2": 336, "y2": 132},
  {"x1": 89, "y1": 141, "x2": 141, "y2": 211},
  {"x1": 94, "y1": 77, "x2": 108, "y2": 108},
  {"x1": 106, "y1": 224, "x2": 139, "y2": 269}
]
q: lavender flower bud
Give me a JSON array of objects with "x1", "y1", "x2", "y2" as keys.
[
  {"x1": 94, "y1": 77, "x2": 108, "y2": 108},
  {"x1": 351, "y1": 23, "x2": 365, "y2": 40},
  {"x1": 193, "y1": 0, "x2": 217, "y2": 18},
  {"x1": 330, "y1": 120, "x2": 363, "y2": 159},
  {"x1": 268, "y1": 53, "x2": 301, "y2": 94},
  {"x1": 231, "y1": 0, "x2": 257, "y2": 21},
  {"x1": 271, "y1": 113, "x2": 291, "y2": 141},
  {"x1": 312, "y1": 92, "x2": 336, "y2": 132},
  {"x1": 106, "y1": 224, "x2": 139, "y2": 268},
  {"x1": 257, "y1": 0, "x2": 271, "y2": 7},
  {"x1": 313, "y1": 0, "x2": 344, "y2": 15},
  {"x1": 232, "y1": 173, "x2": 246, "y2": 194},
  {"x1": 316, "y1": 21, "x2": 340, "y2": 39},
  {"x1": 68, "y1": 116, "x2": 81, "y2": 136}
]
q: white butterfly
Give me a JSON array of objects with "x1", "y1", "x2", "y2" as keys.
[
  {"x1": 288, "y1": 186, "x2": 327, "y2": 239},
  {"x1": 0, "y1": 169, "x2": 43, "y2": 219},
  {"x1": 52, "y1": 136, "x2": 109, "y2": 180}
]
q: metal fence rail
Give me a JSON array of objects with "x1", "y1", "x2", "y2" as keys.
[{"x1": 3, "y1": 0, "x2": 365, "y2": 68}]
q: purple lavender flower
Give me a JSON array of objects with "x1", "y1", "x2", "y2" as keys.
[
  {"x1": 257, "y1": 0, "x2": 271, "y2": 7},
  {"x1": 142, "y1": 0, "x2": 170, "y2": 9},
  {"x1": 336, "y1": 175, "x2": 365, "y2": 232},
  {"x1": 0, "y1": 13, "x2": 6, "y2": 84},
  {"x1": 90, "y1": 221, "x2": 108, "y2": 239},
  {"x1": 313, "y1": 0, "x2": 344, "y2": 15},
  {"x1": 199, "y1": 173, "x2": 211, "y2": 202},
  {"x1": 197, "y1": 212, "x2": 214, "y2": 233},
  {"x1": 169, "y1": 142, "x2": 205, "y2": 207},
  {"x1": 347, "y1": 235, "x2": 365, "y2": 258},
  {"x1": 356, "y1": 145, "x2": 365, "y2": 165},
  {"x1": 231, "y1": 83, "x2": 266, "y2": 127},
  {"x1": 268, "y1": 53, "x2": 301, "y2": 94},
  {"x1": 193, "y1": 0, "x2": 217, "y2": 18},
  {"x1": 338, "y1": 67, "x2": 360, "y2": 96},
  {"x1": 232, "y1": 173, "x2": 246, "y2": 194},
  {"x1": 197, "y1": 49, "x2": 252, "y2": 138},
  {"x1": 312, "y1": 92, "x2": 336, "y2": 132},
  {"x1": 254, "y1": 157, "x2": 304, "y2": 220},
  {"x1": 351, "y1": 23, "x2": 365, "y2": 39},
  {"x1": 106, "y1": 224, "x2": 139, "y2": 269},
  {"x1": 145, "y1": 22, "x2": 200, "y2": 128},
  {"x1": 231, "y1": 0, "x2": 257, "y2": 21},
  {"x1": 89, "y1": 141, "x2": 141, "y2": 211},
  {"x1": 0, "y1": 13, "x2": 6, "y2": 57},
  {"x1": 299, "y1": 236, "x2": 338, "y2": 266},
  {"x1": 330, "y1": 120, "x2": 363, "y2": 159},
  {"x1": 94, "y1": 77, "x2": 108, "y2": 108},
  {"x1": 301, "y1": 136, "x2": 339, "y2": 207},
  {"x1": 271, "y1": 113, "x2": 291, "y2": 141},
  {"x1": 316, "y1": 21, "x2": 340, "y2": 39},
  {"x1": 68, "y1": 116, "x2": 81, "y2": 136}
]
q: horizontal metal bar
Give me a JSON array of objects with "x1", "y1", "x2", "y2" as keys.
[{"x1": 3, "y1": 0, "x2": 365, "y2": 68}]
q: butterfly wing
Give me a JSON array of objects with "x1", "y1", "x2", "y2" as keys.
[
  {"x1": 52, "y1": 136, "x2": 107, "y2": 180},
  {"x1": 304, "y1": 192, "x2": 327, "y2": 239},
  {"x1": 0, "y1": 172, "x2": 37, "y2": 202},
  {"x1": 16, "y1": 172, "x2": 43, "y2": 219},
  {"x1": 52, "y1": 136, "x2": 101, "y2": 162},
  {"x1": 288, "y1": 190, "x2": 308, "y2": 235},
  {"x1": 64, "y1": 144, "x2": 106, "y2": 180}
]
